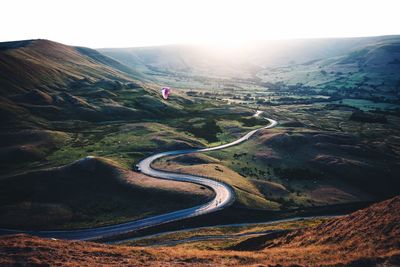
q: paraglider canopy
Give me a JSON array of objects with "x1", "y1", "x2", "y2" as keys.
[{"x1": 161, "y1": 87, "x2": 171, "y2": 100}]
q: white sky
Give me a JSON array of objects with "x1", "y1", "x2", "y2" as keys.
[{"x1": 1, "y1": 0, "x2": 399, "y2": 48}]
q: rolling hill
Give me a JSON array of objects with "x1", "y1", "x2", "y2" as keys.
[
  {"x1": 228, "y1": 196, "x2": 400, "y2": 266},
  {"x1": 260, "y1": 35, "x2": 400, "y2": 93},
  {"x1": 0, "y1": 39, "x2": 148, "y2": 128},
  {"x1": 0, "y1": 39, "x2": 139, "y2": 95},
  {"x1": 0, "y1": 156, "x2": 213, "y2": 230},
  {"x1": 0, "y1": 39, "x2": 190, "y2": 176}
]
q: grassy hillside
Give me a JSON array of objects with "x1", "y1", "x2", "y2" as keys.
[
  {"x1": 229, "y1": 196, "x2": 400, "y2": 266},
  {"x1": 151, "y1": 120, "x2": 400, "y2": 211},
  {"x1": 0, "y1": 156, "x2": 213, "y2": 230},
  {"x1": 268, "y1": 196, "x2": 400, "y2": 252},
  {"x1": 0, "y1": 39, "x2": 202, "y2": 176},
  {"x1": 0, "y1": 39, "x2": 149, "y2": 129},
  {"x1": 258, "y1": 36, "x2": 400, "y2": 96},
  {"x1": 0, "y1": 39, "x2": 139, "y2": 95},
  {"x1": 205, "y1": 127, "x2": 400, "y2": 207}
]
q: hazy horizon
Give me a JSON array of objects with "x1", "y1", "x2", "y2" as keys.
[{"x1": 1, "y1": 0, "x2": 399, "y2": 48}]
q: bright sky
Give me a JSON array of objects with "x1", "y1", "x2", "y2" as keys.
[{"x1": 1, "y1": 0, "x2": 399, "y2": 48}]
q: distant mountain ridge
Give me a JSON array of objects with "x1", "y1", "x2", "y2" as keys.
[{"x1": 99, "y1": 35, "x2": 400, "y2": 79}]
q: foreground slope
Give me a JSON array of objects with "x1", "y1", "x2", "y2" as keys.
[
  {"x1": 271, "y1": 196, "x2": 400, "y2": 251},
  {"x1": 232, "y1": 196, "x2": 400, "y2": 252},
  {"x1": 1, "y1": 196, "x2": 399, "y2": 266}
]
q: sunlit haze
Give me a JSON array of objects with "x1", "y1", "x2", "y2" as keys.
[{"x1": 1, "y1": 0, "x2": 399, "y2": 48}]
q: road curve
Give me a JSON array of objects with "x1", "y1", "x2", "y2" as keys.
[{"x1": 0, "y1": 112, "x2": 277, "y2": 241}]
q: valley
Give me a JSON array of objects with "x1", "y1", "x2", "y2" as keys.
[{"x1": 0, "y1": 35, "x2": 399, "y2": 266}]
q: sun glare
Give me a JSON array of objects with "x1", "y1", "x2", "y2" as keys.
[{"x1": 1, "y1": 0, "x2": 399, "y2": 47}]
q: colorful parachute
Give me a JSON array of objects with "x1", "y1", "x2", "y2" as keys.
[{"x1": 161, "y1": 87, "x2": 171, "y2": 100}]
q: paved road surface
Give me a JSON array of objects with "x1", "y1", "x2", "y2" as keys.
[{"x1": 0, "y1": 112, "x2": 277, "y2": 241}]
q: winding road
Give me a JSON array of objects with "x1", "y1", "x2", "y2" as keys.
[{"x1": 0, "y1": 112, "x2": 277, "y2": 241}]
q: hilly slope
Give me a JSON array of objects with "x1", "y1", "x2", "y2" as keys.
[
  {"x1": 0, "y1": 39, "x2": 192, "y2": 176},
  {"x1": 226, "y1": 196, "x2": 400, "y2": 266},
  {"x1": 0, "y1": 39, "x2": 148, "y2": 128},
  {"x1": 233, "y1": 196, "x2": 400, "y2": 252},
  {"x1": 273, "y1": 196, "x2": 400, "y2": 251},
  {"x1": 0, "y1": 39, "x2": 139, "y2": 95},
  {"x1": 0, "y1": 196, "x2": 399, "y2": 266},
  {"x1": 0, "y1": 156, "x2": 213, "y2": 230},
  {"x1": 152, "y1": 122, "x2": 400, "y2": 211},
  {"x1": 260, "y1": 35, "x2": 400, "y2": 92}
]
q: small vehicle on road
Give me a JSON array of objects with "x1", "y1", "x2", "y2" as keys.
[{"x1": 133, "y1": 164, "x2": 141, "y2": 172}]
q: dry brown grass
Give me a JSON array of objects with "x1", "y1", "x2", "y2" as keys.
[
  {"x1": 1, "y1": 234, "x2": 398, "y2": 266},
  {"x1": 272, "y1": 196, "x2": 400, "y2": 252},
  {"x1": 309, "y1": 186, "x2": 360, "y2": 204}
]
